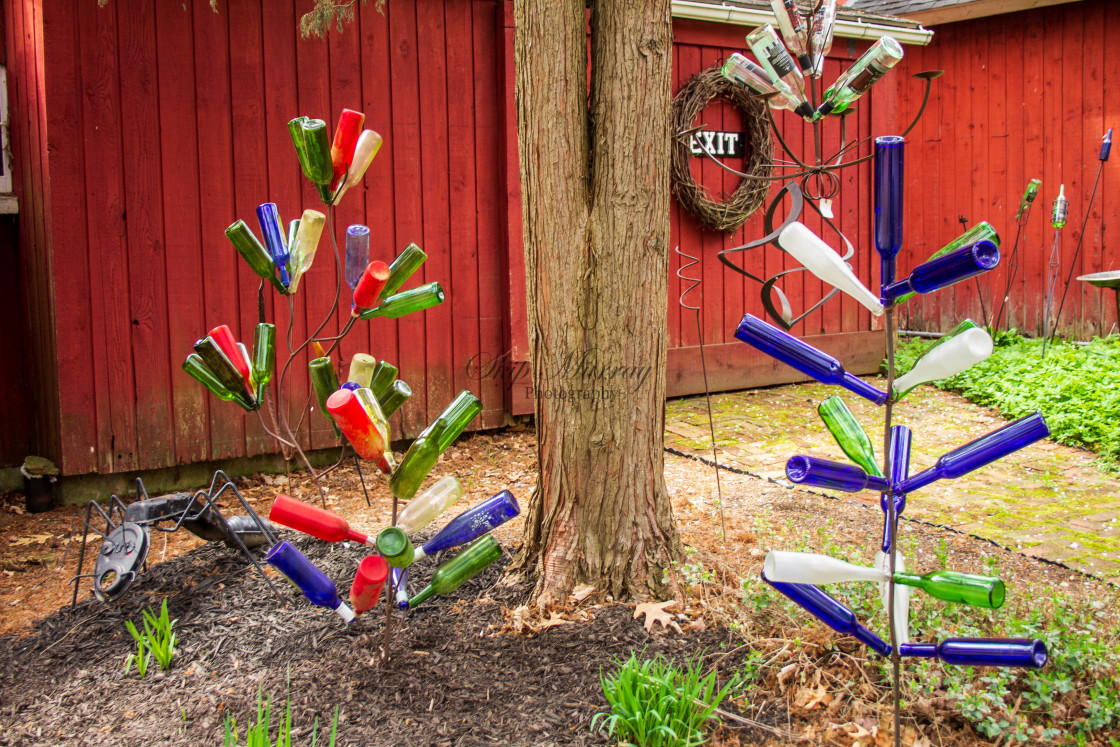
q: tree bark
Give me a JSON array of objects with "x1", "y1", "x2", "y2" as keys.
[{"x1": 511, "y1": 0, "x2": 681, "y2": 607}]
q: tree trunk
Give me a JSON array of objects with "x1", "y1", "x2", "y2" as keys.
[{"x1": 511, "y1": 0, "x2": 681, "y2": 607}]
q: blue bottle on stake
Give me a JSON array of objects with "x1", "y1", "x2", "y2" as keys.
[
  {"x1": 881, "y1": 241, "x2": 1000, "y2": 303},
  {"x1": 762, "y1": 571, "x2": 891, "y2": 656},
  {"x1": 874, "y1": 135, "x2": 905, "y2": 287},
  {"x1": 900, "y1": 639, "x2": 1047, "y2": 668},
  {"x1": 256, "y1": 203, "x2": 290, "y2": 287},
  {"x1": 413, "y1": 489, "x2": 521, "y2": 561},
  {"x1": 266, "y1": 541, "x2": 354, "y2": 623}
]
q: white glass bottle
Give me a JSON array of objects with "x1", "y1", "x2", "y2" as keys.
[
  {"x1": 746, "y1": 25, "x2": 815, "y2": 120},
  {"x1": 395, "y1": 476, "x2": 464, "y2": 535},
  {"x1": 777, "y1": 222, "x2": 884, "y2": 316},
  {"x1": 892, "y1": 321, "x2": 993, "y2": 399},
  {"x1": 818, "y1": 36, "x2": 904, "y2": 117},
  {"x1": 764, "y1": 550, "x2": 887, "y2": 584}
]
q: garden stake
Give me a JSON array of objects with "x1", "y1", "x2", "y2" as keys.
[
  {"x1": 1042, "y1": 185, "x2": 1069, "y2": 358},
  {"x1": 1049, "y1": 128, "x2": 1111, "y2": 346},
  {"x1": 675, "y1": 246, "x2": 726, "y2": 538},
  {"x1": 992, "y1": 178, "x2": 1041, "y2": 334}
]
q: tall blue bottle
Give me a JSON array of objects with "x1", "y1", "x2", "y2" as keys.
[
  {"x1": 881, "y1": 424, "x2": 911, "y2": 552},
  {"x1": 412, "y1": 490, "x2": 521, "y2": 561},
  {"x1": 874, "y1": 135, "x2": 905, "y2": 287},
  {"x1": 266, "y1": 541, "x2": 354, "y2": 623},
  {"x1": 734, "y1": 315, "x2": 888, "y2": 405},
  {"x1": 762, "y1": 571, "x2": 891, "y2": 656},
  {"x1": 256, "y1": 203, "x2": 290, "y2": 287},
  {"x1": 900, "y1": 639, "x2": 1047, "y2": 668},
  {"x1": 785, "y1": 455, "x2": 890, "y2": 493},
  {"x1": 881, "y1": 241, "x2": 1000, "y2": 303},
  {"x1": 899, "y1": 413, "x2": 1049, "y2": 494}
]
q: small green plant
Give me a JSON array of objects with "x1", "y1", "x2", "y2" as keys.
[
  {"x1": 223, "y1": 686, "x2": 339, "y2": 747},
  {"x1": 125, "y1": 598, "x2": 178, "y2": 676},
  {"x1": 591, "y1": 652, "x2": 731, "y2": 747}
]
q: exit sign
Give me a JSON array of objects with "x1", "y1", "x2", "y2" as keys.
[{"x1": 688, "y1": 130, "x2": 746, "y2": 158}]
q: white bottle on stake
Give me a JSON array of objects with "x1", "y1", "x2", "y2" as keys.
[
  {"x1": 764, "y1": 550, "x2": 887, "y2": 584},
  {"x1": 721, "y1": 53, "x2": 798, "y2": 112},
  {"x1": 777, "y1": 222, "x2": 885, "y2": 316},
  {"x1": 892, "y1": 322, "x2": 993, "y2": 399}
]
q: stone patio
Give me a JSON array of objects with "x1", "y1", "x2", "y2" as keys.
[{"x1": 665, "y1": 378, "x2": 1120, "y2": 582}]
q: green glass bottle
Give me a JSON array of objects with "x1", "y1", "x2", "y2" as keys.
[
  {"x1": 194, "y1": 337, "x2": 255, "y2": 406},
  {"x1": 893, "y1": 569, "x2": 1005, "y2": 609},
  {"x1": 183, "y1": 354, "x2": 253, "y2": 411},
  {"x1": 359, "y1": 282, "x2": 445, "y2": 320},
  {"x1": 817, "y1": 396, "x2": 882, "y2": 477},
  {"x1": 287, "y1": 116, "x2": 311, "y2": 181},
  {"x1": 376, "y1": 527, "x2": 415, "y2": 569},
  {"x1": 896, "y1": 222, "x2": 1001, "y2": 304},
  {"x1": 407, "y1": 534, "x2": 502, "y2": 608},
  {"x1": 301, "y1": 118, "x2": 334, "y2": 185},
  {"x1": 369, "y1": 361, "x2": 399, "y2": 399},
  {"x1": 426, "y1": 390, "x2": 482, "y2": 454},
  {"x1": 308, "y1": 356, "x2": 342, "y2": 437},
  {"x1": 252, "y1": 323, "x2": 276, "y2": 391},
  {"x1": 378, "y1": 380, "x2": 412, "y2": 418},
  {"x1": 817, "y1": 36, "x2": 904, "y2": 117},
  {"x1": 389, "y1": 419, "x2": 446, "y2": 501},
  {"x1": 379, "y1": 244, "x2": 428, "y2": 300},
  {"x1": 225, "y1": 220, "x2": 288, "y2": 294}
]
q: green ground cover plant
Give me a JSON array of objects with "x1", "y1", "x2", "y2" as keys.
[
  {"x1": 894, "y1": 333, "x2": 1120, "y2": 470},
  {"x1": 124, "y1": 598, "x2": 178, "y2": 677},
  {"x1": 592, "y1": 652, "x2": 732, "y2": 746},
  {"x1": 222, "y1": 685, "x2": 339, "y2": 747}
]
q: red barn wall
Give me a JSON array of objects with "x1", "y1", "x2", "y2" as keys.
[
  {"x1": 5, "y1": 0, "x2": 888, "y2": 477},
  {"x1": 881, "y1": 0, "x2": 1119, "y2": 337}
]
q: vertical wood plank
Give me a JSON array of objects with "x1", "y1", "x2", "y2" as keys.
[{"x1": 117, "y1": 0, "x2": 173, "y2": 470}]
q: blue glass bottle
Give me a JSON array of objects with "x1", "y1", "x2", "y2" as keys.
[
  {"x1": 266, "y1": 540, "x2": 354, "y2": 623},
  {"x1": 345, "y1": 225, "x2": 370, "y2": 290},
  {"x1": 786, "y1": 455, "x2": 890, "y2": 493},
  {"x1": 734, "y1": 315, "x2": 889, "y2": 405},
  {"x1": 874, "y1": 135, "x2": 905, "y2": 286},
  {"x1": 413, "y1": 489, "x2": 521, "y2": 561},
  {"x1": 762, "y1": 571, "x2": 890, "y2": 656},
  {"x1": 899, "y1": 412, "x2": 1049, "y2": 494},
  {"x1": 900, "y1": 639, "x2": 1047, "y2": 668},
  {"x1": 881, "y1": 241, "x2": 1000, "y2": 303},
  {"x1": 390, "y1": 567, "x2": 409, "y2": 609},
  {"x1": 256, "y1": 203, "x2": 290, "y2": 287},
  {"x1": 881, "y1": 424, "x2": 911, "y2": 552}
]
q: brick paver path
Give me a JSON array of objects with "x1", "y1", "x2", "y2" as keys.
[{"x1": 666, "y1": 378, "x2": 1120, "y2": 582}]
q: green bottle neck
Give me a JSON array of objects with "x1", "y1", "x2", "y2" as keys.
[{"x1": 408, "y1": 584, "x2": 436, "y2": 608}]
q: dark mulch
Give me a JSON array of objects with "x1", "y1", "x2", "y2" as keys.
[{"x1": 0, "y1": 533, "x2": 781, "y2": 746}]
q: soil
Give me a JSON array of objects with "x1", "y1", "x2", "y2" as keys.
[{"x1": 0, "y1": 428, "x2": 1114, "y2": 746}]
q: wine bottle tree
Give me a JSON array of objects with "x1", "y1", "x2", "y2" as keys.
[
  {"x1": 180, "y1": 107, "x2": 520, "y2": 656},
  {"x1": 716, "y1": 7, "x2": 1053, "y2": 745}
]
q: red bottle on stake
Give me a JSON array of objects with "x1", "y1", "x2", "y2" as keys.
[
  {"x1": 208, "y1": 324, "x2": 252, "y2": 391},
  {"x1": 349, "y1": 555, "x2": 389, "y2": 615},
  {"x1": 331, "y1": 109, "x2": 365, "y2": 186},
  {"x1": 352, "y1": 261, "x2": 391, "y2": 313},
  {"x1": 269, "y1": 493, "x2": 373, "y2": 545},
  {"x1": 326, "y1": 388, "x2": 389, "y2": 462}
]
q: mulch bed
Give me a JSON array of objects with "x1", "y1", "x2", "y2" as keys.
[{"x1": 0, "y1": 532, "x2": 782, "y2": 746}]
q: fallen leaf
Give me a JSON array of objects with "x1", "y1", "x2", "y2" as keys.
[
  {"x1": 8, "y1": 534, "x2": 53, "y2": 546},
  {"x1": 794, "y1": 684, "x2": 832, "y2": 711},
  {"x1": 571, "y1": 584, "x2": 595, "y2": 604},
  {"x1": 633, "y1": 600, "x2": 682, "y2": 633},
  {"x1": 538, "y1": 611, "x2": 572, "y2": 631},
  {"x1": 777, "y1": 662, "x2": 799, "y2": 692}
]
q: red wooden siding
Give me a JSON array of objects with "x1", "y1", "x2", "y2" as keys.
[
  {"x1": 6, "y1": 0, "x2": 508, "y2": 476},
  {"x1": 880, "y1": 0, "x2": 1119, "y2": 337}
]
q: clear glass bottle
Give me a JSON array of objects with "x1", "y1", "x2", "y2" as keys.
[
  {"x1": 768, "y1": 0, "x2": 812, "y2": 72},
  {"x1": 396, "y1": 476, "x2": 464, "y2": 535},
  {"x1": 721, "y1": 53, "x2": 798, "y2": 112},
  {"x1": 745, "y1": 25, "x2": 814, "y2": 119},
  {"x1": 818, "y1": 36, "x2": 904, "y2": 117},
  {"x1": 286, "y1": 209, "x2": 325, "y2": 294},
  {"x1": 345, "y1": 225, "x2": 370, "y2": 290},
  {"x1": 347, "y1": 353, "x2": 377, "y2": 389},
  {"x1": 808, "y1": 0, "x2": 838, "y2": 78}
]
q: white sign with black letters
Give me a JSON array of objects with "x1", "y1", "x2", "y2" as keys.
[{"x1": 689, "y1": 130, "x2": 746, "y2": 158}]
